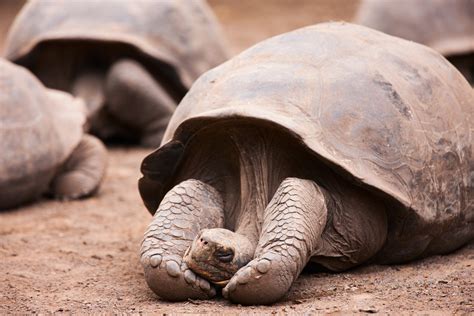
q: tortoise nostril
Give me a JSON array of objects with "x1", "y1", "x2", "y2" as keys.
[{"x1": 199, "y1": 238, "x2": 208, "y2": 245}]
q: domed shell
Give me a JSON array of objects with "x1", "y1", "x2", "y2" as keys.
[
  {"x1": 355, "y1": 0, "x2": 474, "y2": 57},
  {"x1": 0, "y1": 59, "x2": 85, "y2": 209},
  {"x1": 4, "y1": 0, "x2": 229, "y2": 89},
  {"x1": 140, "y1": 23, "x2": 473, "y2": 260}
]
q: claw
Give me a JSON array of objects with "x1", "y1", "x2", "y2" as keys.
[
  {"x1": 166, "y1": 260, "x2": 180, "y2": 277},
  {"x1": 222, "y1": 255, "x2": 286, "y2": 305},
  {"x1": 256, "y1": 259, "x2": 271, "y2": 273},
  {"x1": 237, "y1": 267, "x2": 253, "y2": 284},
  {"x1": 142, "y1": 254, "x2": 216, "y2": 301},
  {"x1": 184, "y1": 269, "x2": 197, "y2": 284},
  {"x1": 150, "y1": 255, "x2": 162, "y2": 268}
]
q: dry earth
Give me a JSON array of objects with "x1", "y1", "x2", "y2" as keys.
[{"x1": 1, "y1": 0, "x2": 473, "y2": 314}]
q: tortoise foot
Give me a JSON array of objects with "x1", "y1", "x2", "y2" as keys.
[
  {"x1": 223, "y1": 178, "x2": 330, "y2": 305},
  {"x1": 222, "y1": 252, "x2": 288, "y2": 305},
  {"x1": 50, "y1": 134, "x2": 107, "y2": 200},
  {"x1": 141, "y1": 252, "x2": 216, "y2": 301},
  {"x1": 140, "y1": 179, "x2": 225, "y2": 301}
]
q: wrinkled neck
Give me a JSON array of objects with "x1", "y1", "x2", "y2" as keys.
[
  {"x1": 172, "y1": 121, "x2": 310, "y2": 245},
  {"x1": 230, "y1": 128, "x2": 296, "y2": 245}
]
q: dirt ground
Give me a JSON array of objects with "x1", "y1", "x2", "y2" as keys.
[{"x1": 1, "y1": 1, "x2": 473, "y2": 314}]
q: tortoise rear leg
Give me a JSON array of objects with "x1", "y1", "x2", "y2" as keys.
[
  {"x1": 223, "y1": 177, "x2": 329, "y2": 305},
  {"x1": 105, "y1": 59, "x2": 177, "y2": 147},
  {"x1": 50, "y1": 134, "x2": 107, "y2": 199},
  {"x1": 141, "y1": 179, "x2": 225, "y2": 301}
]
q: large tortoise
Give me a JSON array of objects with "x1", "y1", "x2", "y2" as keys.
[
  {"x1": 355, "y1": 0, "x2": 474, "y2": 85},
  {"x1": 138, "y1": 23, "x2": 474, "y2": 304},
  {"x1": 0, "y1": 59, "x2": 107, "y2": 210},
  {"x1": 4, "y1": 0, "x2": 229, "y2": 147}
]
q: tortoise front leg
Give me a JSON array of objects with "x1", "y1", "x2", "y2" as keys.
[
  {"x1": 141, "y1": 179, "x2": 225, "y2": 301},
  {"x1": 105, "y1": 59, "x2": 177, "y2": 148},
  {"x1": 223, "y1": 177, "x2": 329, "y2": 305},
  {"x1": 50, "y1": 134, "x2": 107, "y2": 199}
]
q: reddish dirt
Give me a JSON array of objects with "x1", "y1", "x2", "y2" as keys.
[
  {"x1": 209, "y1": 0, "x2": 359, "y2": 54},
  {"x1": 0, "y1": 0, "x2": 24, "y2": 53},
  {"x1": 1, "y1": 1, "x2": 473, "y2": 314}
]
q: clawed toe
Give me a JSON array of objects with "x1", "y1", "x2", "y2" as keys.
[
  {"x1": 141, "y1": 253, "x2": 216, "y2": 301},
  {"x1": 222, "y1": 257, "x2": 275, "y2": 304}
]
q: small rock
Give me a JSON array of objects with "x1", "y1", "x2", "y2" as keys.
[{"x1": 359, "y1": 307, "x2": 378, "y2": 313}]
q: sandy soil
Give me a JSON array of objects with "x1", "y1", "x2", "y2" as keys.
[
  {"x1": 1, "y1": 1, "x2": 473, "y2": 314},
  {"x1": 0, "y1": 0, "x2": 24, "y2": 53},
  {"x1": 209, "y1": 0, "x2": 359, "y2": 53}
]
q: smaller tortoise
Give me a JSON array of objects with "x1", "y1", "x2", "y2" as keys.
[
  {"x1": 4, "y1": 0, "x2": 230, "y2": 147},
  {"x1": 355, "y1": 0, "x2": 474, "y2": 85},
  {"x1": 0, "y1": 59, "x2": 107, "y2": 210},
  {"x1": 139, "y1": 23, "x2": 473, "y2": 304}
]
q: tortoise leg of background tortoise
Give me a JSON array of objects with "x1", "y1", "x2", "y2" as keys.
[
  {"x1": 72, "y1": 71, "x2": 134, "y2": 142},
  {"x1": 223, "y1": 177, "x2": 329, "y2": 305},
  {"x1": 50, "y1": 134, "x2": 107, "y2": 200},
  {"x1": 71, "y1": 71, "x2": 105, "y2": 118},
  {"x1": 105, "y1": 59, "x2": 177, "y2": 148},
  {"x1": 141, "y1": 179, "x2": 225, "y2": 301}
]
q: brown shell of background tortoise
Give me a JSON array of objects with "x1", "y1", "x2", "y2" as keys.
[
  {"x1": 355, "y1": 0, "x2": 474, "y2": 85},
  {"x1": 4, "y1": 0, "x2": 230, "y2": 147},
  {"x1": 138, "y1": 22, "x2": 474, "y2": 304},
  {"x1": 0, "y1": 59, "x2": 107, "y2": 210}
]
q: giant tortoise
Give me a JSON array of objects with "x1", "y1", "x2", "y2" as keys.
[
  {"x1": 4, "y1": 0, "x2": 229, "y2": 147},
  {"x1": 356, "y1": 0, "x2": 474, "y2": 85},
  {"x1": 0, "y1": 59, "x2": 107, "y2": 210},
  {"x1": 139, "y1": 23, "x2": 473, "y2": 304}
]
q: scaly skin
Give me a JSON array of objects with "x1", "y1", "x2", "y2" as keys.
[
  {"x1": 140, "y1": 179, "x2": 225, "y2": 301},
  {"x1": 50, "y1": 134, "x2": 107, "y2": 199},
  {"x1": 223, "y1": 177, "x2": 329, "y2": 305}
]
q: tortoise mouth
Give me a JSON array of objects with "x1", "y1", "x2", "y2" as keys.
[
  {"x1": 214, "y1": 248, "x2": 235, "y2": 263},
  {"x1": 213, "y1": 279, "x2": 231, "y2": 286},
  {"x1": 184, "y1": 255, "x2": 235, "y2": 283}
]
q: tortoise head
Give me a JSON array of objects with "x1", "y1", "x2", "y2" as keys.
[{"x1": 183, "y1": 228, "x2": 255, "y2": 286}]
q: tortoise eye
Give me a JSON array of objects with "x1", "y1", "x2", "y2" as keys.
[{"x1": 215, "y1": 248, "x2": 234, "y2": 263}]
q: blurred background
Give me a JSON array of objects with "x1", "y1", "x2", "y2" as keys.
[
  {"x1": 0, "y1": 0, "x2": 24, "y2": 52},
  {"x1": 0, "y1": 0, "x2": 359, "y2": 54},
  {"x1": 208, "y1": 0, "x2": 358, "y2": 53}
]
